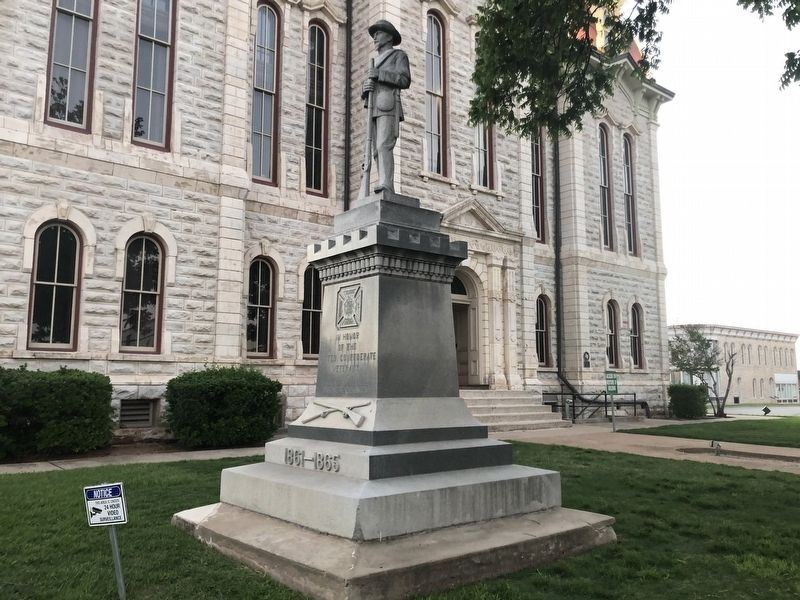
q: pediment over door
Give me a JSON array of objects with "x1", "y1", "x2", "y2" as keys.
[{"x1": 441, "y1": 199, "x2": 507, "y2": 235}]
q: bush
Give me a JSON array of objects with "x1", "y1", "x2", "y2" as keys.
[
  {"x1": 668, "y1": 384, "x2": 708, "y2": 419},
  {"x1": 0, "y1": 365, "x2": 113, "y2": 459},
  {"x1": 165, "y1": 366, "x2": 282, "y2": 448}
]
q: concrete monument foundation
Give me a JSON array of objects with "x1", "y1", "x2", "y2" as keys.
[{"x1": 173, "y1": 189, "x2": 616, "y2": 597}]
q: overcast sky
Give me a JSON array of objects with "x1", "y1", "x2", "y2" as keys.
[{"x1": 652, "y1": 1, "x2": 800, "y2": 348}]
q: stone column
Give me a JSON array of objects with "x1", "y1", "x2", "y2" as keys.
[
  {"x1": 503, "y1": 257, "x2": 523, "y2": 389},
  {"x1": 486, "y1": 254, "x2": 507, "y2": 388}
]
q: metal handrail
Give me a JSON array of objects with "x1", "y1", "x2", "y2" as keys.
[{"x1": 542, "y1": 391, "x2": 650, "y2": 423}]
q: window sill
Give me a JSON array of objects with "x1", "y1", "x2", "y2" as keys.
[
  {"x1": 419, "y1": 170, "x2": 458, "y2": 188},
  {"x1": 469, "y1": 184, "x2": 503, "y2": 198},
  {"x1": 108, "y1": 353, "x2": 169, "y2": 361},
  {"x1": 13, "y1": 350, "x2": 92, "y2": 360}
]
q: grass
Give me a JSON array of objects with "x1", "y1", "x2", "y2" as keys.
[
  {"x1": 623, "y1": 417, "x2": 800, "y2": 449},
  {"x1": 1, "y1": 445, "x2": 799, "y2": 599}
]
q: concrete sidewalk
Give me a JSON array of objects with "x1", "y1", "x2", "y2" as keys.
[
  {"x1": 497, "y1": 420, "x2": 800, "y2": 476},
  {"x1": 2, "y1": 418, "x2": 799, "y2": 476}
]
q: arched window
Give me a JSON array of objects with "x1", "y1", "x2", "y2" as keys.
[
  {"x1": 451, "y1": 275, "x2": 467, "y2": 296},
  {"x1": 622, "y1": 134, "x2": 638, "y2": 255},
  {"x1": 425, "y1": 12, "x2": 446, "y2": 175},
  {"x1": 774, "y1": 348, "x2": 778, "y2": 366},
  {"x1": 630, "y1": 303, "x2": 643, "y2": 369},
  {"x1": 120, "y1": 235, "x2": 163, "y2": 351},
  {"x1": 46, "y1": 0, "x2": 97, "y2": 130},
  {"x1": 752, "y1": 379, "x2": 757, "y2": 398},
  {"x1": 305, "y1": 22, "x2": 328, "y2": 195},
  {"x1": 253, "y1": 2, "x2": 280, "y2": 183},
  {"x1": 132, "y1": 0, "x2": 175, "y2": 147},
  {"x1": 246, "y1": 258, "x2": 275, "y2": 356},
  {"x1": 302, "y1": 266, "x2": 322, "y2": 355},
  {"x1": 606, "y1": 301, "x2": 620, "y2": 367},
  {"x1": 598, "y1": 125, "x2": 613, "y2": 249},
  {"x1": 748, "y1": 345, "x2": 752, "y2": 364},
  {"x1": 741, "y1": 344, "x2": 746, "y2": 365},
  {"x1": 760, "y1": 378, "x2": 764, "y2": 398},
  {"x1": 535, "y1": 295, "x2": 551, "y2": 367},
  {"x1": 532, "y1": 131, "x2": 545, "y2": 242},
  {"x1": 29, "y1": 222, "x2": 81, "y2": 349},
  {"x1": 474, "y1": 123, "x2": 493, "y2": 188}
]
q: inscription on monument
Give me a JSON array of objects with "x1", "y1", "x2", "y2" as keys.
[
  {"x1": 336, "y1": 284, "x2": 363, "y2": 329},
  {"x1": 327, "y1": 331, "x2": 377, "y2": 373},
  {"x1": 284, "y1": 448, "x2": 341, "y2": 472}
]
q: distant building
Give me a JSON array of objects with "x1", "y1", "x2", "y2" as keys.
[{"x1": 668, "y1": 325, "x2": 798, "y2": 404}]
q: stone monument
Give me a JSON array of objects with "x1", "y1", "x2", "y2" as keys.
[{"x1": 173, "y1": 21, "x2": 615, "y2": 600}]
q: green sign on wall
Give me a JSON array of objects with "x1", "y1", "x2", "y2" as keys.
[{"x1": 605, "y1": 371, "x2": 618, "y2": 395}]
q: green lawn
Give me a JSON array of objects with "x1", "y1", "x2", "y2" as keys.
[
  {"x1": 623, "y1": 417, "x2": 800, "y2": 449},
  {"x1": 1, "y1": 445, "x2": 799, "y2": 599}
]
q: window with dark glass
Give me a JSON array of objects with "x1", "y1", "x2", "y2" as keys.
[
  {"x1": 606, "y1": 301, "x2": 619, "y2": 367},
  {"x1": 630, "y1": 303, "x2": 643, "y2": 368},
  {"x1": 247, "y1": 258, "x2": 274, "y2": 355},
  {"x1": 623, "y1": 135, "x2": 638, "y2": 254},
  {"x1": 535, "y1": 295, "x2": 550, "y2": 367},
  {"x1": 120, "y1": 235, "x2": 162, "y2": 351},
  {"x1": 474, "y1": 123, "x2": 493, "y2": 188},
  {"x1": 532, "y1": 132, "x2": 544, "y2": 241},
  {"x1": 599, "y1": 125, "x2": 613, "y2": 249},
  {"x1": 133, "y1": 0, "x2": 173, "y2": 146},
  {"x1": 302, "y1": 266, "x2": 322, "y2": 355},
  {"x1": 29, "y1": 223, "x2": 80, "y2": 348},
  {"x1": 305, "y1": 23, "x2": 328, "y2": 195},
  {"x1": 47, "y1": 0, "x2": 95, "y2": 129},
  {"x1": 425, "y1": 13, "x2": 445, "y2": 175},
  {"x1": 253, "y1": 2, "x2": 279, "y2": 182}
]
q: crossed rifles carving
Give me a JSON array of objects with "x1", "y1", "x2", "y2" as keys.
[{"x1": 301, "y1": 401, "x2": 371, "y2": 428}]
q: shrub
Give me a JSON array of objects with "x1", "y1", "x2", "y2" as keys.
[
  {"x1": 0, "y1": 365, "x2": 113, "y2": 459},
  {"x1": 668, "y1": 384, "x2": 708, "y2": 419},
  {"x1": 165, "y1": 366, "x2": 282, "y2": 448}
]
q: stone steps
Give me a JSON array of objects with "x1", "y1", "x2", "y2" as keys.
[{"x1": 460, "y1": 389, "x2": 570, "y2": 432}]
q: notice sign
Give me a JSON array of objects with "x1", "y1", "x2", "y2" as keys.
[
  {"x1": 84, "y1": 483, "x2": 127, "y2": 527},
  {"x1": 605, "y1": 371, "x2": 618, "y2": 395}
]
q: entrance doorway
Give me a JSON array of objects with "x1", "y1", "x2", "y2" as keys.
[{"x1": 451, "y1": 274, "x2": 480, "y2": 386}]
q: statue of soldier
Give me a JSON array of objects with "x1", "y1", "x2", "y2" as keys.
[{"x1": 361, "y1": 20, "x2": 411, "y2": 195}]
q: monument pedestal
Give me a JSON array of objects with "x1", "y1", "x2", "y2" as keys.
[{"x1": 174, "y1": 192, "x2": 615, "y2": 597}]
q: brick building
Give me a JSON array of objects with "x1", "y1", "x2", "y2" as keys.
[{"x1": 0, "y1": 0, "x2": 673, "y2": 425}]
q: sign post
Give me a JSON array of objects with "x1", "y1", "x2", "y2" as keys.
[
  {"x1": 84, "y1": 483, "x2": 128, "y2": 600},
  {"x1": 605, "y1": 372, "x2": 618, "y2": 432}
]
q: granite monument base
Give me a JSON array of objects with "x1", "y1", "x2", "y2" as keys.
[{"x1": 173, "y1": 502, "x2": 616, "y2": 600}]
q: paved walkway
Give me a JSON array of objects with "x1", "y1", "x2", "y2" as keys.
[
  {"x1": 498, "y1": 419, "x2": 800, "y2": 476},
  {"x1": 2, "y1": 418, "x2": 799, "y2": 476}
]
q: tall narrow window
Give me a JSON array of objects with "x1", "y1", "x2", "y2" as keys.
[
  {"x1": 46, "y1": 0, "x2": 96, "y2": 130},
  {"x1": 532, "y1": 132, "x2": 545, "y2": 241},
  {"x1": 535, "y1": 295, "x2": 551, "y2": 367},
  {"x1": 120, "y1": 235, "x2": 162, "y2": 351},
  {"x1": 305, "y1": 22, "x2": 328, "y2": 195},
  {"x1": 253, "y1": 2, "x2": 280, "y2": 183},
  {"x1": 623, "y1": 135, "x2": 638, "y2": 254},
  {"x1": 133, "y1": 0, "x2": 174, "y2": 147},
  {"x1": 302, "y1": 266, "x2": 322, "y2": 355},
  {"x1": 474, "y1": 123, "x2": 493, "y2": 188},
  {"x1": 425, "y1": 13, "x2": 445, "y2": 175},
  {"x1": 606, "y1": 301, "x2": 619, "y2": 367},
  {"x1": 29, "y1": 223, "x2": 81, "y2": 349},
  {"x1": 247, "y1": 258, "x2": 274, "y2": 355},
  {"x1": 599, "y1": 125, "x2": 613, "y2": 249},
  {"x1": 630, "y1": 303, "x2": 643, "y2": 368}
]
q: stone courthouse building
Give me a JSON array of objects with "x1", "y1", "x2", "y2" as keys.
[{"x1": 0, "y1": 0, "x2": 674, "y2": 425}]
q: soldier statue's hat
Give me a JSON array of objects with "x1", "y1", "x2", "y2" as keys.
[{"x1": 368, "y1": 20, "x2": 402, "y2": 46}]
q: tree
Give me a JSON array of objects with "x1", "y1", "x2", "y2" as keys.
[
  {"x1": 470, "y1": 1, "x2": 800, "y2": 138},
  {"x1": 669, "y1": 325, "x2": 737, "y2": 417}
]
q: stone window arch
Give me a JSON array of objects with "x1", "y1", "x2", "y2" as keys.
[
  {"x1": 598, "y1": 123, "x2": 613, "y2": 249},
  {"x1": 246, "y1": 257, "x2": 276, "y2": 356},
  {"x1": 535, "y1": 294, "x2": 552, "y2": 367},
  {"x1": 302, "y1": 265, "x2": 322, "y2": 355},
  {"x1": 425, "y1": 10, "x2": 447, "y2": 175},
  {"x1": 630, "y1": 303, "x2": 644, "y2": 369},
  {"x1": 606, "y1": 300, "x2": 620, "y2": 367},
  {"x1": 305, "y1": 19, "x2": 329, "y2": 195}
]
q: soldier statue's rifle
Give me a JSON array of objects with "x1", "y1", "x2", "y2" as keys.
[{"x1": 358, "y1": 58, "x2": 375, "y2": 200}]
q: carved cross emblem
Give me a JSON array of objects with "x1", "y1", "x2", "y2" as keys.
[{"x1": 336, "y1": 284, "x2": 362, "y2": 329}]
